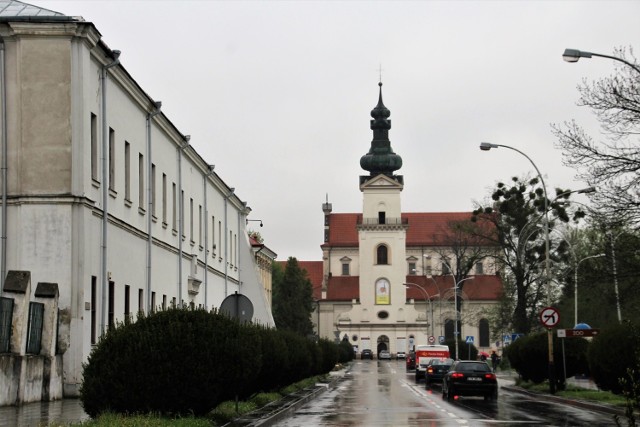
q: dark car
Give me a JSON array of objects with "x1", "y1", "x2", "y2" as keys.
[
  {"x1": 361, "y1": 349, "x2": 373, "y2": 360},
  {"x1": 442, "y1": 360, "x2": 498, "y2": 401},
  {"x1": 406, "y1": 351, "x2": 416, "y2": 371},
  {"x1": 425, "y1": 357, "x2": 454, "y2": 387}
]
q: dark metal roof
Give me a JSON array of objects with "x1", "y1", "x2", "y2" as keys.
[{"x1": 0, "y1": 0, "x2": 74, "y2": 20}]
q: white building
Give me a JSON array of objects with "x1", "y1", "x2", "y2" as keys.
[
  {"x1": 0, "y1": 1, "x2": 274, "y2": 405},
  {"x1": 305, "y1": 83, "x2": 503, "y2": 357}
]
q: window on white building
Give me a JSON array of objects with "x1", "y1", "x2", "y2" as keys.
[
  {"x1": 475, "y1": 262, "x2": 484, "y2": 274},
  {"x1": 91, "y1": 113, "x2": 98, "y2": 182},
  {"x1": 376, "y1": 245, "x2": 389, "y2": 265}
]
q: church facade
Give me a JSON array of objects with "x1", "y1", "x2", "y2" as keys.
[{"x1": 311, "y1": 84, "x2": 502, "y2": 357}]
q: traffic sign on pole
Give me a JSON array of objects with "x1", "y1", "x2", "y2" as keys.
[
  {"x1": 428, "y1": 335, "x2": 435, "y2": 344},
  {"x1": 539, "y1": 307, "x2": 560, "y2": 328},
  {"x1": 557, "y1": 328, "x2": 600, "y2": 338}
]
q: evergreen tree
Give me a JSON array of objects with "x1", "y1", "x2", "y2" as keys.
[{"x1": 272, "y1": 257, "x2": 314, "y2": 336}]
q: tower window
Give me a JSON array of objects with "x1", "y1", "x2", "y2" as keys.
[
  {"x1": 378, "y1": 211, "x2": 386, "y2": 225},
  {"x1": 376, "y1": 245, "x2": 388, "y2": 265}
]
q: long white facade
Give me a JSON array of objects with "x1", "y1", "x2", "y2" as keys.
[{"x1": 0, "y1": 3, "x2": 274, "y2": 405}]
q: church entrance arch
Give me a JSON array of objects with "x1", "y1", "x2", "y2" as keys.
[{"x1": 377, "y1": 335, "x2": 389, "y2": 356}]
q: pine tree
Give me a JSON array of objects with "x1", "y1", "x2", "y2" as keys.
[{"x1": 272, "y1": 257, "x2": 314, "y2": 336}]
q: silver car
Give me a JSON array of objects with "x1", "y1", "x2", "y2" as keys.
[{"x1": 379, "y1": 350, "x2": 392, "y2": 360}]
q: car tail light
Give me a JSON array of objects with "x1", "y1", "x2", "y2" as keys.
[
  {"x1": 485, "y1": 373, "x2": 496, "y2": 380},
  {"x1": 427, "y1": 367, "x2": 434, "y2": 374},
  {"x1": 451, "y1": 372, "x2": 465, "y2": 378}
]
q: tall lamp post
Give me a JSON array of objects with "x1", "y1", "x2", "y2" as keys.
[
  {"x1": 479, "y1": 142, "x2": 557, "y2": 393},
  {"x1": 562, "y1": 49, "x2": 640, "y2": 74},
  {"x1": 574, "y1": 253, "x2": 605, "y2": 326},
  {"x1": 453, "y1": 276, "x2": 474, "y2": 360},
  {"x1": 404, "y1": 283, "x2": 435, "y2": 337}
]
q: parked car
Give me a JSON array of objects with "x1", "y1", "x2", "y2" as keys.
[
  {"x1": 361, "y1": 349, "x2": 373, "y2": 360},
  {"x1": 396, "y1": 351, "x2": 406, "y2": 360},
  {"x1": 425, "y1": 357, "x2": 454, "y2": 387},
  {"x1": 406, "y1": 351, "x2": 416, "y2": 371},
  {"x1": 379, "y1": 350, "x2": 391, "y2": 360},
  {"x1": 442, "y1": 360, "x2": 498, "y2": 401}
]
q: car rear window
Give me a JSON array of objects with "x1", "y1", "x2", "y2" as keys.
[
  {"x1": 432, "y1": 358, "x2": 453, "y2": 366},
  {"x1": 456, "y1": 362, "x2": 490, "y2": 372}
]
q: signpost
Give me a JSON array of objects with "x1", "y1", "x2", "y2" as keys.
[
  {"x1": 466, "y1": 336, "x2": 474, "y2": 359},
  {"x1": 557, "y1": 328, "x2": 600, "y2": 338}
]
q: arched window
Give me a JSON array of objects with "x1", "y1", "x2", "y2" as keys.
[
  {"x1": 479, "y1": 318, "x2": 490, "y2": 347},
  {"x1": 376, "y1": 245, "x2": 388, "y2": 265}
]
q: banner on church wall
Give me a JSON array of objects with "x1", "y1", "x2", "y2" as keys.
[{"x1": 375, "y1": 278, "x2": 390, "y2": 304}]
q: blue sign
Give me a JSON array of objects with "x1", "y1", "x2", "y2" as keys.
[
  {"x1": 503, "y1": 334, "x2": 511, "y2": 343},
  {"x1": 512, "y1": 333, "x2": 524, "y2": 342},
  {"x1": 465, "y1": 336, "x2": 474, "y2": 344},
  {"x1": 438, "y1": 336, "x2": 445, "y2": 344}
]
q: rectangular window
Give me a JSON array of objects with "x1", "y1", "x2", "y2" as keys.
[
  {"x1": 199, "y1": 205, "x2": 203, "y2": 246},
  {"x1": 475, "y1": 262, "x2": 484, "y2": 274},
  {"x1": 138, "y1": 154, "x2": 145, "y2": 208},
  {"x1": 408, "y1": 262, "x2": 416, "y2": 275},
  {"x1": 342, "y1": 263, "x2": 349, "y2": 276},
  {"x1": 190, "y1": 198, "x2": 194, "y2": 242},
  {"x1": 378, "y1": 211, "x2": 386, "y2": 225},
  {"x1": 162, "y1": 294, "x2": 167, "y2": 310},
  {"x1": 218, "y1": 221, "x2": 222, "y2": 255},
  {"x1": 212, "y1": 215, "x2": 216, "y2": 253},
  {"x1": 109, "y1": 128, "x2": 115, "y2": 191},
  {"x1": 0, "y1": 297, "x2": 14, "y2": 353},
  {"x1": 181, "y1": 191, "x2": 185, "y2": 238},
  {"x1": 152, "y1": 164, "x2": 157, "y2": 217},
  {"x1": 172, "y1": 297, "x2": 177, "y2": 308},
  {"x1": 124, "y1": 141, "x2": 131, "y2": 201},
  {"x1": 108, "y1": 281, "x2": 115, "y2": 330},
  {"x1": 172, "y1": 183, "x2": 177, "y2": 231},
  {"x1": 151, "y1": 292, "x2": 156, "y2": 313},
  {"x1": 91, "y1": 113, "x2": 98, "y2": 181},
  {"x1": 442, "y1": 261, "x2": 451, "y2": 275},
  {"x1": 162, "y1": 173, "x2": 167, "y2": 223},
  {"x1": 138, "y1": 289, "x2": 144, "y2": 313},
  {"x1": 26, "y1": 302, "x2": 44, "y2": 354},
  {"x1": 91, "y1": 276, "x2": 97, "y2": 344},
  {"x1": 124, "y1": 285, "x2": 130, "y2": 320}
]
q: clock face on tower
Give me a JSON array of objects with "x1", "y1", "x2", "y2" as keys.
[{"x1": 375, "y1": 278, "x2": 390, "y2": 305}]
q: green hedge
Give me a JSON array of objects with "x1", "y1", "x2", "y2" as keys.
[
  {"x1": 80, "y1": 307, "x2": 344, "y2": 418},
  {"x1": 588, "y1": 321, "x2": 640, "y2": 394},
  {"x1": 504, "y1": 332, "x2": 589, "y2": 386}
]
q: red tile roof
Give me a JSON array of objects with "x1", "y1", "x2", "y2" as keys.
[
  {"x1": 275, "y1": 260, "x2": 324, "y2": 300},
  {"x1": 321, "y1": 212, "x2": 491, "y2": 248}
]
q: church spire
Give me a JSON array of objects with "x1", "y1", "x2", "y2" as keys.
[{"x1": 359, "y1": 82, "x2": 402, "y2": 178}]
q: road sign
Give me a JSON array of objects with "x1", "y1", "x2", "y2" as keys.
[
  {"x1": 512, "y1": 333, "x2": 524, "y2": 342},
  {"x1": 503, "y1": 334, "x2": 511, "y2": 343},
  {"x1": 557, "y1": 328, "x2": 600, "y2": 338},
  {"x1": 539, "y1": 307, "x2": 560, "y2": 328},
  {"x1": 465, "y1": 336, "x2": 474, "y2": 344},
  {"x1": 428, "y1": 335, "x2": 435, "y2": 344},
  {"x1": 438, "y1": 336, "x2": 445, "y2": 344}
]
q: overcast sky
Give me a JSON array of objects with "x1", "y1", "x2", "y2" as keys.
[{"x1": 39, "y1": 0, "x2": 640, "y2": 261}]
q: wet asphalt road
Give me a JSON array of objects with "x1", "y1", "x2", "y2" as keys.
[
  {"x1": 277, "y1": 359, "x2": 619, "y2": 426},
  {"x1": 0, "y1": 398, "x2": 89, "y2": 427}
]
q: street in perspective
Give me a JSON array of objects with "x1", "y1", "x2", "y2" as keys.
[{"x1": 278, "y1": 359, "x2": 618, "y2": 427}]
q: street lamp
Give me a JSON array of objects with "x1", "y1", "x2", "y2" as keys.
[
  {"x1": 574, "y1": 253, "x2": 605, "y2": 326},
  {"x1": 453, "y1": 276, "x2": 474, "y2": 360},
  {"x1": 404, "y1": 283, "x2": 435, "y2": 337},
  {"x1": 479, "y1": 142, "x2": 557, "y2": 393},
  {"x1": 562, "y1": 48, "x2": 640, "y2": 74}
]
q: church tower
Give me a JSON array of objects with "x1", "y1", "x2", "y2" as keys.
[{"x1": 357, "y1": 82, "x2": 407, "y2": 320}]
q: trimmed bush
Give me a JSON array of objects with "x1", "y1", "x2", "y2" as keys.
[
  {"x1": 505, "y1": 331, "x2": 589, "y2": 386},
  {"x1": 81, "y1": 307, "x2": 345, "y2": 418},
  {"x1": 589, "y1": 321, "x2": 640, "y2": 394}
]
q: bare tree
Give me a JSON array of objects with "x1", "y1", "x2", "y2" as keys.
[{"x1": 553, "y1": 47, "x2": 640, "y2": 226}]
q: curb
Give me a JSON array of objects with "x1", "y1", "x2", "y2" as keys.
[{"x1": 228, "y1": 365, "x2": 352, "y2": 427}]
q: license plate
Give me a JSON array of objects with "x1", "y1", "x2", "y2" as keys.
[{"x1": 467, "y1": 377, "x2": 482, "y2": 381}]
